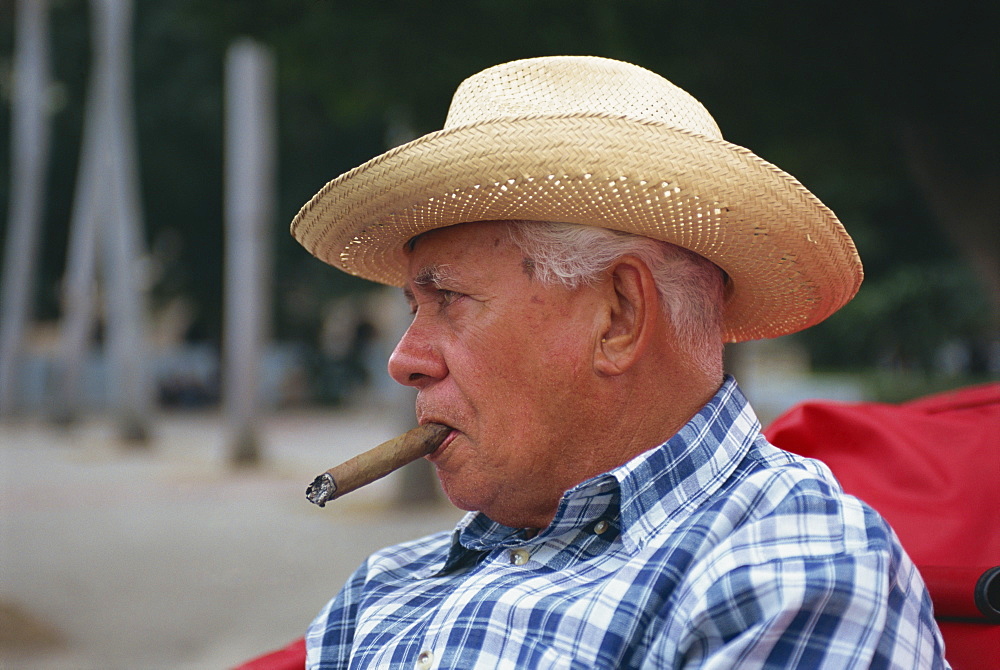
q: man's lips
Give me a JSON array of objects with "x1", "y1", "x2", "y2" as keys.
[{"x1": 425, "y1": 426, "x2": 458, "y2": 461}]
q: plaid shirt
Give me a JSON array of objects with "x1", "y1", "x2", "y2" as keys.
[{"x1": 307, "y1": 377, "x2": 948, "y2": 669}]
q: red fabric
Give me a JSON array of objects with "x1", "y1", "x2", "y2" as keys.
[
  {"x1": 936, "y1": 622, "x2": 1000, "y2": 670},
  {"x1": 764, "y1": 382, "x2": 1000, "y2": 669},
  {"x1": 233, "y1": 637, "x2": 305, "y2": 670}
]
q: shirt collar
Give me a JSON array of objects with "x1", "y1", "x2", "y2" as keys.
[
  {"x1": 609, "y1": 375, "x2": 759, "y2": 552},
  {"x1": 451, "y1": 375, "x2": 759, "y2": 557}
]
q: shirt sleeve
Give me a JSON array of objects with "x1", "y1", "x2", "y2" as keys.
[
  {"x1": 305, "y1": 561, "x2": 368, "y2": 670},
  {"x1": 644, "y1": 533, "x2": 949, "y2": 669}
]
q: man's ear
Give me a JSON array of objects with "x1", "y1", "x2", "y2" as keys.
[{"x1": 594, "y1": 256, "x2": 660, "y2": 376}]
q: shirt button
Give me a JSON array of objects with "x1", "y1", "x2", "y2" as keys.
[
  {"x1": 416, "y1": 650, "x2": 434, "y2": 669},
  {"x1": 510, "y1": 548, "x2": 530, "y2": 565},
  {"x1": 594, "y1": 520, "x2": 610, "y2": 535}
]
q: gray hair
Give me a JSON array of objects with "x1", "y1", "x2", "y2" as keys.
[{"x1": 504, "y1": 220, "x2": 725, "y2": 376}]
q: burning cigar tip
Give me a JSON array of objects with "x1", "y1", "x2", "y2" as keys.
[
  {"x1": 306, "y1": 473, "x2": 336, "y2": 507},
  {"x1": 305, "y1": 422, "x2": 451, "y2": 508}
]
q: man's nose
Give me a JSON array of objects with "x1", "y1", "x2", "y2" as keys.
[{"x1": 387, "y1": 318, "x2": 447, "y2": 388}]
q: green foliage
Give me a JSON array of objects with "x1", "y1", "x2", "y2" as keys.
[{"x1": 802, "y1": 261, "x2": 993, "y2": 371}]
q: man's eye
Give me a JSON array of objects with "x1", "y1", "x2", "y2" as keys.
[{"x1": 437, "y1": 289, "x2": 464, "y2": 306}]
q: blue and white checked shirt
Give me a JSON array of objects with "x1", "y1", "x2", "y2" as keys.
[{"x1": 307, "y1": 377, "x2": 948, "y2": 669}]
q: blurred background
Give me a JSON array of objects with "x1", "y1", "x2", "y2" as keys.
[{"x1": 1, "y1": 0, "x2": 996, "y2": 667}]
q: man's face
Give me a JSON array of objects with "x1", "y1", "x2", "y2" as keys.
[{"x1": 388, "y1": 221, "x2": 606, "y2": 528}]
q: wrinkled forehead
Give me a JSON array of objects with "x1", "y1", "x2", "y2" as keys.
[
  {"x1": 401, "y1": 221, "x2": 522, "y2": 267},
  {"x1": 404, "y1": 220, "x2": 511, "y2": 253}
]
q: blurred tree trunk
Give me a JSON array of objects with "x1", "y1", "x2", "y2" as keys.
[
  {"x1": 0, "y1": 0, "x2": 51, "y2": 418},
  {"x1": 223, "y1": 39, "x2": 276, "y2": 466},
  {"x1": 98, "y1": 0, "x2": 152, "y2": 442}
]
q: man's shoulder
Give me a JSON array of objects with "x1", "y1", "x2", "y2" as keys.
[
  {"x1": 704, "y1": 435, "x2": 899, "y2": 561},
  {"x1": 737, "y1": 434, "x2": 845, "y2": 502}
]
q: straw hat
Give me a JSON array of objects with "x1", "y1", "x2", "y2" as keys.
[{"x1": 291, "y1": 56, "x2": 862, "y2": 342}]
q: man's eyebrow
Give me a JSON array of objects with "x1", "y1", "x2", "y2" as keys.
[
  {"x1": 402, "y1": 264, "x2": 453, "y2": 304},
  {"x1": 413, "y1": 264, "x2": 452, "y2": 288}
]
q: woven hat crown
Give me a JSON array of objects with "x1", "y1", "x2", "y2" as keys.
[{"x1": 444, "y1": 57, "x2": 723, "y2": 139}]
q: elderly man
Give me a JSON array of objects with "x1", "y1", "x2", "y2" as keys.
[{"x1": 291, "y1": 57, "x2": 947, "y2": 668}]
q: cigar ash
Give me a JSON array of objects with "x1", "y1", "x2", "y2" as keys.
[{"x1": 305, "y1": 473, "x2": 337, "y2": 507}]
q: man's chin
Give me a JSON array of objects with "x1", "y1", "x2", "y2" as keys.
[{"x1": 438, "y1": 479, "x2": 481, "y2": 515}]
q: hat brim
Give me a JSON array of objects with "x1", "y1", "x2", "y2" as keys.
[{"x1": 291, "y1": 113, "x2": 862, "y2": 342}]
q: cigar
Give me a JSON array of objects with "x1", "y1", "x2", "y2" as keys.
[{"x1": 305, "y1": 423, "x2": 450, "y2": 507}]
